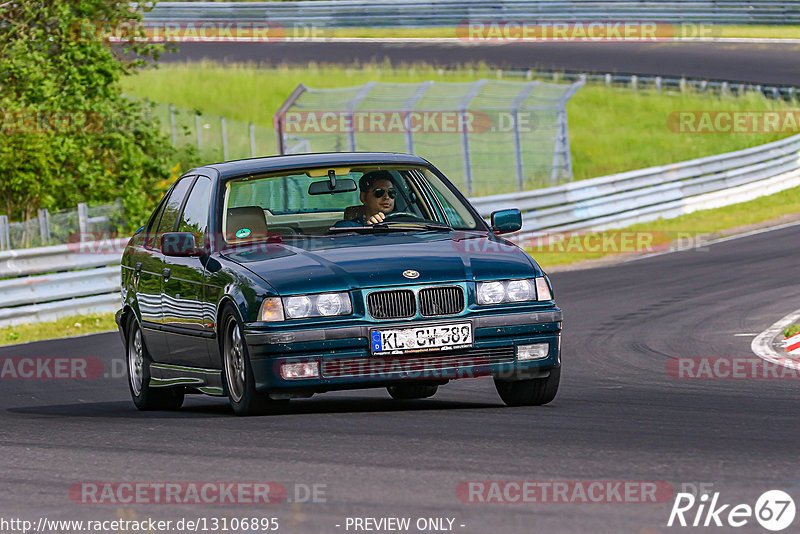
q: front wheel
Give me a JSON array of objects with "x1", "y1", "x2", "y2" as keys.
[
  {"x1": 494, "y1": 367, "x2": 560, "y2": 406},
  {"x1": 126, "y1": 319, "x2": 184, "y2": 411},
  {"x1": 221, "y1": 310, "x2": 284, "y2": 416}
]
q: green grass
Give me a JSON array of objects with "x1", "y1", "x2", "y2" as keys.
[
  {"x1": 527, "y1": 183, "x2": 800, "y2": 267},
  {"x1": 0, "y1": 313, "x2": 117, "y2": 346},
  {"x1": 785, "y1": 324, "x2": 800, "y2": 338},
  {"x1": 121, "y1": 62, "x2": 797, "y2": 182}
]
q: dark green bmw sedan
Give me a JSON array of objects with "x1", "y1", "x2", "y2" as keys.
[{"x1": 116, "y1": 153, "x2": 562, "y2": 415}]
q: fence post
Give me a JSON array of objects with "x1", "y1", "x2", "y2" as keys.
[
  {"x1": 221, "y1": 117, "x2": 229, "y2": 161},
  {"x1": 630, "y1": 75, "x2": 638, "y2": 91},
  {"x1": 655, "y1": 76, "x2": 662, "y2": 91},
  {"x1": 510, "y1": 81, "x2": 539, "y2": 191},
  {"x1": 680, "y1": 77, "x2": 687, "y2": 92},
  {"x1": 38, "y1": 209, "x2": 50, "y2": 246},
  {"x1": 0, "y1": 215, "x2": 8, "y2": 250},
  {"x1": 169, "y1": 104, "x2": 177, "y2": 146},
  {"x1": 721, "y1": 81, "x2": 729, "y2": 96},
  {"x1": 401, "y1": 81, "x2": 433, "y2": 155},
  {"x1": 344, "y1": 81, "x2": 377, "y2": 152},
  {"x1": 195, "y1": 114, "x2": 202, "y2": 151},
  {"x1": 78, "y1": 203, "x2": 89, "y2": 242},
  {"x1": 249, "y1": 122, "x2": 256, "y2": 158},
  {"x1": 605, "y1": 73, "x2": 612, "y2": 86},
  {"x1": 458, "y1": 80, "x2": 488, "y2": 196}
]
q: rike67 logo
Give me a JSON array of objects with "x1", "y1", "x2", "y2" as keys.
[{"x1": 668, "y1": 490, "x2": 796, "y2": 531}]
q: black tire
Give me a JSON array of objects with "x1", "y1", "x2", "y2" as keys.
[
  {"x1": 494, "y1": 367, "x2": 560, "y2": 407},
  {"x1": 126, "y1": 319, "x2": 184, "y2": 411},
  {"x1": 221, "y1": 309, "x2": 285, "y2": 416},
  {"x1": 387, "y1": 384, "x2": 439, "y2": 400}
]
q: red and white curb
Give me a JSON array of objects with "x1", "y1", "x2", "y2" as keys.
[
  {"x1": 783, "y1": 332, "x2": 800, "y2": 356},
  {"x1": 751, "y1": 309, "x2": 800, "y2": 371}
]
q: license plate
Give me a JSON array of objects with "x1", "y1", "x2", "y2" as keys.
[{"x1": 370, "y1": 322, "x2": 472, "y2": 355}]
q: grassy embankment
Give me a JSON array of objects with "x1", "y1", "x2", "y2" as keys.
[{"x1": 121, "y1": 63, "x2": 796, "y2": 180}]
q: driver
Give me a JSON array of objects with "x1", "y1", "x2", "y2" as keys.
[{"x1": 338, "y1": 170, "x2": 397, "y2": 226}]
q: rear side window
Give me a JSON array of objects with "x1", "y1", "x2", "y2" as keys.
[
  {"x1": 152, "y1": 177, "x2": 194, "y2": 249},
  {"x1": 178, "y1": 176, "x2": 212, "y2": 244}
]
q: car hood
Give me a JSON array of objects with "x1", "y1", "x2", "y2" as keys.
[{"x1": 222, "y1": 232, "x2": 541, "y2": 295}]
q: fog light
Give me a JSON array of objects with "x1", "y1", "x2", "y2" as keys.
[
  {"x1": 281, "y1": 361, "x2": 319, "y2": 379},
  {"x1": 517, "y1": 343, "x2": 549, "y2": 361}
]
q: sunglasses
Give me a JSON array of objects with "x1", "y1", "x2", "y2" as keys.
[{"x1": 372, "y1": 188, "x2": 398, "y2": 199}]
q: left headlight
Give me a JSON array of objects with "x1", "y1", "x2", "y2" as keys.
[
  {"x1": 477, "y1": 277, "x2": 552, "y2": 305},
  {"x1": 283, "y1": 292, "x2": 352, "y2": 319}
]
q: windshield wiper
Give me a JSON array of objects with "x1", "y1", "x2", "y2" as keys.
[
  {"x1": 373, "y1": 221, "x2": 453, "y2": 231},
  {"x1": 328, "y1": 221, "x2": 453, "y2": 233}
]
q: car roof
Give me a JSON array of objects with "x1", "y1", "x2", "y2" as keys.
[{"x1": 189, "y1": 152, "x2": 432, "y2": 179}]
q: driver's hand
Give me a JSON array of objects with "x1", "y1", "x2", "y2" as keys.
[{"x1": 367, "y1": 212, "x2": 386, "y2": 225}]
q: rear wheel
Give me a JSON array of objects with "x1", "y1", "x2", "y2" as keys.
[
  {"x1": 387, "y1": 384, "x2": 439, "y2": 400},
  {"x1": 494, "y1": 367, "x2": 560, "y2": 407},
  {"x1": 222, "y1": 309, "x2": 285, "y2": 416},
  {"x1": 126, "y1": 319, "x2": 184, "y2": 411}
]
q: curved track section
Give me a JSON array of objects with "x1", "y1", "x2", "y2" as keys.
[
  {"x1": 163, "y1": 41, "x2": 800, "y2": 86},
  {"x1": 3, "y1": 224, "x2": 799, "y2": 532}
]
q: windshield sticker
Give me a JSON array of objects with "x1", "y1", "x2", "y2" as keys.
[{"x1": 236, "y1": 228, "x2": 251, "y2": 238}]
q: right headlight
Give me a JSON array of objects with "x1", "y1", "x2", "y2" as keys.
[
  {"x1": 476, "y1": 277, "x2": 552, "y2": 305},
  {"x1": 283, "y1": 292, "x2": 352, "y2": 319},
  {"x1": 259, "y1": 292, "x2": 353, "y2": 321}
]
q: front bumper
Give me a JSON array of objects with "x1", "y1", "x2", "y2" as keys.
[{"x1": 243, "y1": 309, "x2": 562, "y2": 392}]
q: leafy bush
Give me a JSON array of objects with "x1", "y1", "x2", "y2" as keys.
[{"x1": 0, "y1": 1, "x2": 197, "y2": 229}]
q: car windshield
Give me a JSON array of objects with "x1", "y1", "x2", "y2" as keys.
[{"x1": 221, "y1": 165, "x2": 485, "y2": 241}]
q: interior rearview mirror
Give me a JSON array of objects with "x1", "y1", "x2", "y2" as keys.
[{"x1": 308, "y1": 178, "x2": 358, "y2": 195}]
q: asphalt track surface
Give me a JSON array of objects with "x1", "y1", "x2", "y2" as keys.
[
  {"x1": 161, "y1": 41, "x2": 800, "y2": 86},
  {"x1": 3, "y1": 223, "x2": 800, "y2": 533}
]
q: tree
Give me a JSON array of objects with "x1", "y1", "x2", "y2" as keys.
[{"x1": 0, "y1": 0, "x2": 187, "y2": 228}]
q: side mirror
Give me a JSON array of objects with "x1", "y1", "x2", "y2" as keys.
[
  {"x1": 490, "y1": 209, "x2": 522, "y2": 234},
  {"x1": 161, "y1": 232, "x2": 203, "y2": 257}
]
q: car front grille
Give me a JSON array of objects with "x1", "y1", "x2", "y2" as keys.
[
  {"x1": 367, "y1": 289, "x2": 416, "y2": 319},
  {"x1": 418, "y1": 286, "x2": 464, "y2": 317},
  {"x1": 321, "y1": 346, "x2": 515, "y2": 378},
  {"x1": 367, "y1": 286, "x2": 465, "y2": 319}
]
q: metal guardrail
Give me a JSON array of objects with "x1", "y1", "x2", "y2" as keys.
[
  {"x1": 2, "y1": 132, "x2": 799, "y2": 326},
  {"x1": 0, "y1": 240, "x2": 127, "y2": 327},
  {"x1": 471, "y1": 133, "x2": 800, "y2": 236},
  {"x1": 146, "y1": 1, "x2": 800, "y2": 26}
]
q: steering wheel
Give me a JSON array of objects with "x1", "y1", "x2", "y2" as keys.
[{"x1": 382, "y1": 211, "x2": 421, "y2": 222}]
